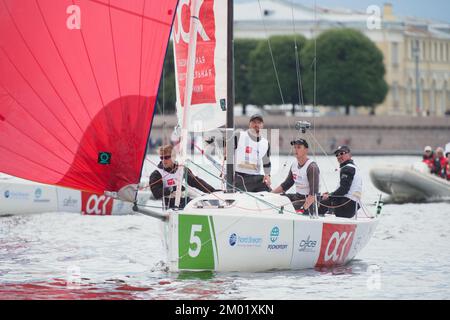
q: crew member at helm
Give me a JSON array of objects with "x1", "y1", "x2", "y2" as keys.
[
  {"x1": 271, "y1": 138, "x2": 320, "y2": 214},
  {"x1": 318, "y1": 145, "x2": 362, "y2": 218},
  {"x1": 149, "y1": 144, "x2": 216, "y2": 209}
]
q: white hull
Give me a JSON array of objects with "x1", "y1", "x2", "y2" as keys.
[
  {"x1": 160, "y1": 192, "x2": 379, "y2": 272},
  {"x1": 0, "y1": 175, "x2": 150, "y2": 216},
  {"x1": 370, "y1": 162, "x2": 450, "y2": 202}
]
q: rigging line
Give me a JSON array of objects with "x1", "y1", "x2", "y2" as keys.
[
  {"x1": 188, "y1": 159, "x2": 285, "y2": 212},
  {"x1": 290, "y1": 0, "x2": 305, "y2": 112},
  {"x1": 256, "y1": 0, "x2": 287, "y2": 106},
  {"x1": 0, "y1": 83, "x2": 75, "y2": 158},
  {"x1": 88, "y1": 0, "x2": 172, "y2": 27}
]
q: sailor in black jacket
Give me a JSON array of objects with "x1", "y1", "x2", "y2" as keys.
[
  {"x1": 149, "y1": 145, "x2": 216, "y2": 209},
  {"x1": 318, "y1": 145, "x2": 362, "y2": 218}
]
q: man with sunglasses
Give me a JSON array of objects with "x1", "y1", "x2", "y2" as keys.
[
  {"x1": 318, "y1": 145, "x2": 362, "y2": 218},
  {"x1": 271, "y1": 138, "x2": 320, "y2": 214},
  {"x1": 149, "y1": 144, "x2": 216, "y2": 209}
]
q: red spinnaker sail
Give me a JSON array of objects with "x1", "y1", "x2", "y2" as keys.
[{"x1": 0, "y1": 0, "x2": 178, "y2": 194}]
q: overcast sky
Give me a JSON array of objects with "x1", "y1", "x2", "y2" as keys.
[{"x1": 238, "y1": 0, "x2": 450, "y2": 23}]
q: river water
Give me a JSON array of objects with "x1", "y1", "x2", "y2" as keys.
[{"x1": 0, "y1": 155, "x2": 449, "y2": 300}]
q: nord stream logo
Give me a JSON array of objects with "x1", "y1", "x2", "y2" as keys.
[
  {"x1": 229, "y1": 233, "x2": 262, "y2": 247},
  {"x1": 267, "y1": 226, "x2": 288, "y2": 250}
]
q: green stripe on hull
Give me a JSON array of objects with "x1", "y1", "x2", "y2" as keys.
[{"x1": 178, "y1": 214, "x2": 215, "y2": 270}]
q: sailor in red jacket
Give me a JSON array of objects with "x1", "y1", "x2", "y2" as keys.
[
  {"x1": 445, "y1": 151, "x2": 450, "y2": 180},
  {"x1": 433, "y1": 147, "x2": 447, "y2": 178}
]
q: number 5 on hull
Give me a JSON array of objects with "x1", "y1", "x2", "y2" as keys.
[{"x1": 177, "y1": 214, "x2": 216, "y2": 270}]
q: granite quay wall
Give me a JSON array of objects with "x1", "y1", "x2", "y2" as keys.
[{"x1": 148, "y1": 115, "x2": 450, "y2": 155}]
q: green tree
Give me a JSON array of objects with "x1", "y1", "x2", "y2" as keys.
[
  {"x1": 234, "y1": 39, "x2": 262, "y2": 115},
  {"x1": 248, "y1": 35, "x2": 309, "y2": 110},
  {"x1": 301, "y1": 29, "x2": 388, "y2": 115},
  {"x1": 157, "y1": 41, "x2": 176, "y2": 114}
]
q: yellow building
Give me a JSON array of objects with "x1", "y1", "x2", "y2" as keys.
[{"x1": 234, "y1": 0, "x2": 450, "y2": 116}]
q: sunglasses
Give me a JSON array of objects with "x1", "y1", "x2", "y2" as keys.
[
  {"x1": 160, "y1": 155, "x2": 171, "y2": 160},
  {"x1": 335, "y1": 151, "x2": 347, "y2": 157}
]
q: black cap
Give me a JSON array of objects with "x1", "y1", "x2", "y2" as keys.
[
  {"x1": 290, "y1": 138, "x2": 309, "y2": 148},
  {"x1": 334, "y1": 145, "x2": 351, "y2": 155},
  {"x1": 249, "y1": 113, "x2": 264, "y2": 122}
]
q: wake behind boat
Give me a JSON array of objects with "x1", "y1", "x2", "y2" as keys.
[{"x1": 370, "y1": 162, "x2": 450, "y2": 203}]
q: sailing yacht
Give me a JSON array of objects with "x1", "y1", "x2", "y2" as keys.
[{"x1": 0, "y1": 0, "x2": 379, "y2": 272}]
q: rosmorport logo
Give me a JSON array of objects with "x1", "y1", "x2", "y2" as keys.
[
  {"x1": 270, "y1": 226, "x2": 279, "y2": 243},
  {"x1": 34, "y1": 188, "x2": 50, "y2": 203},
  {"x1": 229, "y1": 233, "x2": 262, "y2": 247},
  {"x1": 82, "y1": 192, "x2": 113, "y2": 215},
  {"x1": 268, "y1": 226, "x2": 288, "y2": 250},
  {"x1": 316, "y1": 224, "x2": 356, "y2": 267},
  {"x1": 298, "y1": 236, "x2": 317, "y2": 252}
]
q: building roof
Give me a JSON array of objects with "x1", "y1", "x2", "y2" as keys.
[{"x1": 235, "y1": 0, "x2": 450, "y2": 39}]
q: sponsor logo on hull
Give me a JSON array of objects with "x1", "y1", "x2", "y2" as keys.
[
  {"x1": 316, "y1": 223, "x2": 356, "y2": 267},
  {"x1": 3, "y1": 190, "x2": 30, "y2": 200},
  {"x1": 229, "y1": 233, "x2": 262, "y2": 247},
  {"x1": 81, "y1": 192, "x2": 113, "y2": 215},
  {"x1": 34, "y1": 188, "x2": 50, "y2": 203},
  {"x1": 267, "y1": 226, "x2": 288, "y2": 250}
]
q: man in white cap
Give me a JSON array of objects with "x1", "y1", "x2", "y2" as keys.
[
  {"x1": 422, "y1": 145, "x2": 435, "y2": 172},
  {"x1": 318, "y1": 145, "x2": 362, "y2": 218},
  {"x1": 234, "y1": 113, "x2": 272, "y2": 192}
]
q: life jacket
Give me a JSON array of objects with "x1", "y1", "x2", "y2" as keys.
[
  {"x1": 342, "y1": 163, "x2": 363, "y2": 202},
  {"x1": 422, "y1": 158, "x2": 434, "y2": 171},
  {"x1": 438, "y1": 157, "x2": 448, "y2": 178},
  {"x1": 156, "y1": 166, "x2": 182, "y2": 191},
  {"x1": 290, "y1": 159, "x2": 314, "y2": 195},
  {"x1": 235, "y1": 130, "x2": 269, "y2": 175}
]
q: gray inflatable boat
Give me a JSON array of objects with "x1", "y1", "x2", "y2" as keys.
[{"x1": 370, "y1": 162, "x2": 450, "y2": 202}]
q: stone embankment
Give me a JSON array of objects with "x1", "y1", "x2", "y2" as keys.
[{"x1": 149, "y1": 115, "x2": 450, "y2": 155}]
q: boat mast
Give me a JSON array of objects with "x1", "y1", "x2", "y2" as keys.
[{"x1": 225, "y1": 0, "x2": 235, "y2": 192}]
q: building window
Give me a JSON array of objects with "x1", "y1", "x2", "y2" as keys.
[
  {"x1": 440, "y1": 43, "x2": 444, "y2": 62},
  {"x1": 392, "y1": 42, "x2": 399, "y2": 67},
  {"x1": 392, "y1": 81, "x2": 399, "y2": 108},
  {"x1": 434, "y1": 42, "x2": 438, "y2": 61}
]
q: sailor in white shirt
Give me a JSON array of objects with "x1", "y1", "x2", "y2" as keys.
[
  {"x1": 272, "y1": 139, "x2": 320, "y2": 214},
  {"x1": 234, "y1": 113, "x2": 272, "y2": 192}
]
